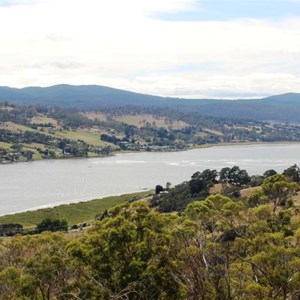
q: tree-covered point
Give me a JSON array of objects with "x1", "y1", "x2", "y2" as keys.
[{"x1": 151, "y1": 165, "x2": 300, "y2": 213}]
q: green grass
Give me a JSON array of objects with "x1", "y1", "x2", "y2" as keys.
[
  {"x1": 0, "y1": 122, "x2": 38, "y2": 133},
  {"x1": 115, "y1": 114, "x2": 188, "y2": 130},
  {"x1": 0, "y1": 191, "x2": 152, "y2": 228},
  {"x1": 54, "y1": 130, "x2": 108, "y2": 147}
]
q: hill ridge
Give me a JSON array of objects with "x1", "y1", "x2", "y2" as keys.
[{"x1": 1, "y1": 84, "x2": 300, "y2": 122}]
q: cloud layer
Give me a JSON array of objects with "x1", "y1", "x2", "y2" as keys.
[{"x1": 0, "y1": 0, "x2": 299, "y2": 98}]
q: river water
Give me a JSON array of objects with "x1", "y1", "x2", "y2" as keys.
[{"x1": 1, "y1": 143, "x2": 300, "y2": 215}]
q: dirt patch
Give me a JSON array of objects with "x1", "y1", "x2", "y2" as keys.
[
  {"x1": 240, "y1": 187, "x2": 261, "y2": 198},
  {"x1": 209, "y1": 183, "x2": 223, "y2": 194}
]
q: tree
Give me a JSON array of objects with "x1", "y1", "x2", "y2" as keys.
[
  {"x1": 220, "y1": 166, "x2": 250, "y2": 186},
  {"x1": 152, "y1": 182, "x2": 192, "y2": 212},
  {"x1": 0, "y1": 224, "x2": 23, "y2": 236},
  {"x1": 219, "y1": 167, "x2": 231, "y2": 184},
  {"x1": 155, "y1": 184, "x2": 164, "y2": 194},
  {"x1": 0, "y1": 232, "x2": 78, "y2": 300},
  {"x1": 22, "y1": 150, "x2": 33, "y2": 160},
  {"x1": 263, "y1": 169, "x2": 277, "y2": 178},
  {"x1": 262, "y1": 174, "x2": 298, "y2": 210},
  {"x1": 189, "y1": 169, "x2": 217, "y2": 195},
  {"x1": 283, "y1": 164, "x2": 300, "y2": 183},
  {"x1": 247, "y1": 189, "x2": 268, "y2": 207},
  {"x1": 68, "y1": 201, "x2": 186, "y2": 299},
  {"x1": 36, "y1": 218, "x2": 68, "y2": 233},
  {"x1": 228, "y1": 166, "x2": 251, "y2": 186}
]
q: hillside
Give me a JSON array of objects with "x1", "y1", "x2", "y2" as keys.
[
  {"x1": 1, "y1": 167, "x2": 300, "y2": 299},
  {"x1": 1, "y1": 85, "x2": 300, "y2": 122},
  {"x1": 2, "y1": 102, "x2": 300, "y2": 164},
  {"x1": 0, "y1": 84, "x2": 167, "y2": 108}
]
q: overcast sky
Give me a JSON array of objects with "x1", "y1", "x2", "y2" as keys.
[{"x1": 0, "y1": 0, "x2": 300, "y2": 98}]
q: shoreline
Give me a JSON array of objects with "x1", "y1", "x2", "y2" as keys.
[
  {"x1": 0, "y1": 190, "x2": 153, "y2": 228},
  {"x1": 2, "y1": 140, "x2": 300, "y2": 166},
  {"x1": 0, "y1": 188, "x2": 151, "y2": 217},
  {"x1": 1, "y1": 141, "x2": 300, "y2": 220}
]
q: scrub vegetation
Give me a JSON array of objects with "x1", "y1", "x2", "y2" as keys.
[{"x1": 1, "y1": 166, "x2": 300, "y2": 299}]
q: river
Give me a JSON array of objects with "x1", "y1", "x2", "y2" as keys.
[{"x1": 1, "y1": 143, "x2": 300, "y2": 215}]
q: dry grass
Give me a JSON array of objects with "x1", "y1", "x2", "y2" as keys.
[
  {"x1": 292, "y1": 192, "x2": 300, "y2": 207},
  {"x1": 30, "y1": 114, "x2": 60, "y2": 128},
  {"x1": 54, "y1": 130, "x2": 109, "y2": 147},
  {"x1": 85, "y1": 112, "x2": 107, "y2": 121},
  {"x1": 86, "y1": 112, "x2": 189, "y2": 130},
  {"x1": 195, "y1": 132, "x2": 209, "y2": 138},
  {"x1": 0, "y1": 142, "x2": 11, "y2": 149},
  {"x1": 209, "y1": 183, "x2": 223, "y2": 194},
  {"x1": 115, "y1": 114, "x2": 188, "y2": 130},
  {"x1": 204, "y1": 129, "x2": 223, "y2": 136},
  {"x1": 0, "y1": 122, "x2": 37, "y2": 133},
  {"x1": 23, "y1": 143, "x2": 47, "y2": 151},
  {"x1": 240, "y1": 187, "x2": 261, "y2": 198}
]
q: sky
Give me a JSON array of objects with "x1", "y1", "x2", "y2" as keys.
[{"x1": 0, "y1": 0, "x2": 300, "y2": 99}]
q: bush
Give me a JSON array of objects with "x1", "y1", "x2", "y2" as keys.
[
  {"x1": 35, "y1": 218, "x2": 68, "y2": 233},
  {"x1": 0, "y1": 224, "x2": 23, "y2": 236}
]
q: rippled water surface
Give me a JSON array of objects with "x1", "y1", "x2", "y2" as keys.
[{"x1": 1, "y1": 143, "x2": 300, "y2": 215}]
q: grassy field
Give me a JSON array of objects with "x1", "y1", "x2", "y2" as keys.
[
  {"x1": 54, "y1": 129, "x2": 108, "y2": 147},
  {"x1": 0, "y1": 191, "x2": 152, "y2": 229},
  {"x1": 0, "y1": 120, "x2": 110, "y2": 148},
  {"x1": 114, "y1": 114, "x2": 188, "y2": 130},
  {"x1": 204, "y1": 128, "x2": 223, "y2": 136},
  {"x1": 85, "y1": 112, "x2": 107, "y2": 121},
  {"x1": 0, "y1": 122, "x2": 38, "y2": 133},
  {"x1": 0, "y1": 142, "x2": 11, "y2": 149},
  {"x1": 30, "y1": 115, "x2": 60, "y2": 127},
  {"x1": 23, "y1": 143, "x2": 47, "y2": 151}
]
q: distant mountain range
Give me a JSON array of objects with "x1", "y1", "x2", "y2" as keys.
[{"x1": 0, "y1": 84, "x2": 300, "y2": 122}]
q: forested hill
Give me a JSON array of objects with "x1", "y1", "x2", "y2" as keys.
[
  {"x1": 0, "y1": 84, "x2": 166, "y2": 108},
  {"x1": 1, "y1": 84, "x2": 300, "y2": 122}
]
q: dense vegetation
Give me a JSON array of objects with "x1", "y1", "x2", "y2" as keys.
[{"x1": 1, "y1": 166, "x2": 300, "y2": 299}]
